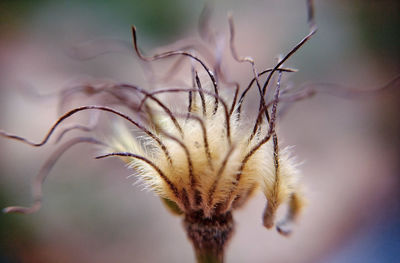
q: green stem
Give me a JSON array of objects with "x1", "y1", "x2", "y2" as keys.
[
  {"x1": 195, "y1": 249, "x2": 223, "y2": 263},
  {"x1": 183, "y1": 211, "x2": 234, "y2": 263}
]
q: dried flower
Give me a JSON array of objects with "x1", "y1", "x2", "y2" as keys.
[{"x1": 1, "y1": 1, "x2": 321, "y2": 262}]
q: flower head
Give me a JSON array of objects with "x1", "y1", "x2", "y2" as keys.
[
  {"x1": 106, "y1": 86, "x2": 303, "y2": 229},
  {"x1": 92, "y1": 18, "x2": 316, "y2": 235}
]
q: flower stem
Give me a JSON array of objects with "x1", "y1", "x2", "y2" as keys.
[{"x1": 183, "y1": 211, "x2": 234, "y2": 263}]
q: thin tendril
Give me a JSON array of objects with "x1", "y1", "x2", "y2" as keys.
[
  {"x1": 3, "y1": 137, "x2": 104, "y2": 214},
  {"x1": 0, "y1": 106, "x2": 173, "y2": 164},
  {"x1": 131, "y1": 26, "x2": 219, "y2": 113}
]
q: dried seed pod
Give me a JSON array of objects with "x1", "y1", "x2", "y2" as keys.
[{"x1": 1, "y1": 1, "x2": 324, "y2": 262}]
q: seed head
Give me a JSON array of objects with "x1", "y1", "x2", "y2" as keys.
[{"x1": 1, "y1": 2, "x2": 320, "y2": 262}]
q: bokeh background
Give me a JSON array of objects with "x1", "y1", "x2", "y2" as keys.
[{"x1": 0, "y1": 0, "x2": 399, "y2": 262}]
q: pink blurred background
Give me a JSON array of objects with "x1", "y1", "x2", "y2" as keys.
[{"x1": 0, "y1": 1, "x2": 399, "y2": 262}]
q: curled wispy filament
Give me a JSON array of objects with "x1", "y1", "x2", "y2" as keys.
[{"x1": 2, "y1": 0, "x2": 398, "y2": 237}]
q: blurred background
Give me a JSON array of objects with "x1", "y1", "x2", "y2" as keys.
[{"x1": 0, "y1": 0, "x2": 399, "y2": 262}]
